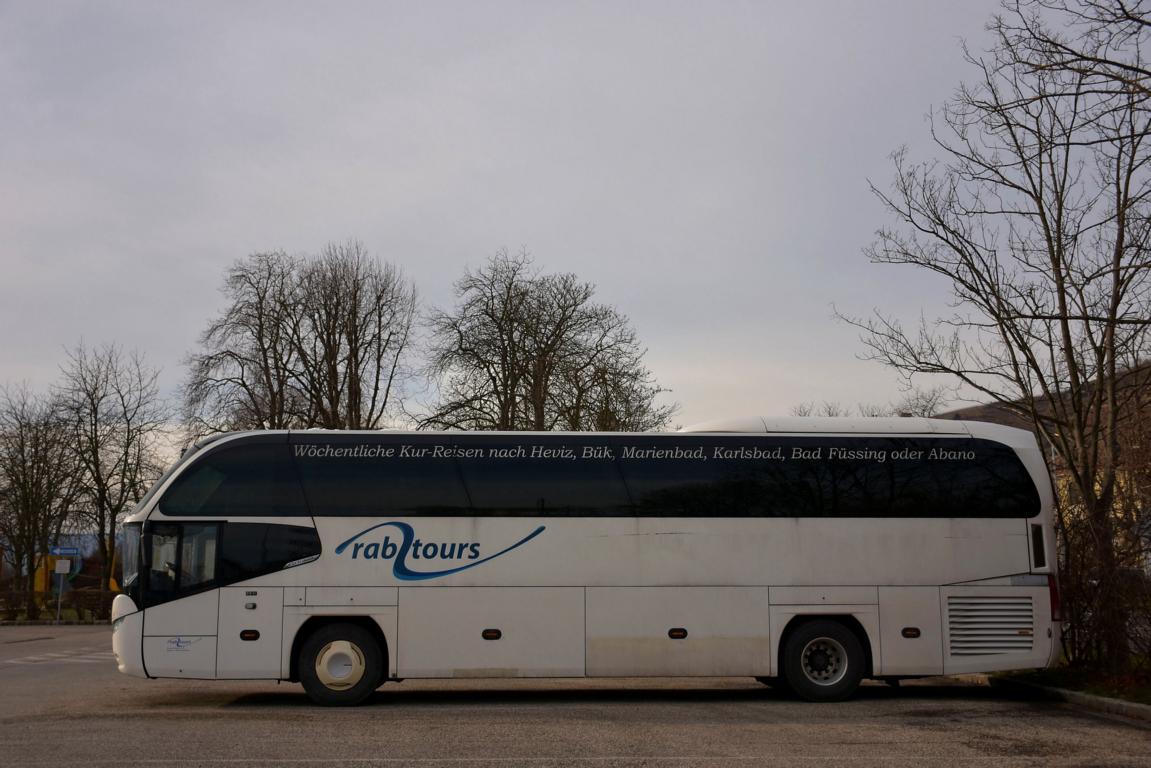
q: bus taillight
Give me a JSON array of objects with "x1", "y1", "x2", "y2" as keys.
[{"x1": 1048, "y1": 574, "x2": 1063, "y2": 622}]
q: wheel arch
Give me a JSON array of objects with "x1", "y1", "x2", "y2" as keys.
[
  {"x1": 776, "y1": 613, "x2": 876, "y2": 679},
  {"x1": 288, "y1": 615, "x2": 391, "y2": 683}
]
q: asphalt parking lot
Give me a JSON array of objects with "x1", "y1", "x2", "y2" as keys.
[{"x1": 2, "y1": 625, "x2": 1149, "y2": 767}]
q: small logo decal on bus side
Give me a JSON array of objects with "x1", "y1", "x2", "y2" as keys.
[
  {"x1": 166, "y1": 637, "x2": 199, "y2": 652},
  {"x1": 333, "y1": 521, "x2": 546, "y2": 581}
]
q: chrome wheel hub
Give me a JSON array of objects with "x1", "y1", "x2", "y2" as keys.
[
  {"x1": 801, "y1": 637, "x2": 848, "y2": 686},
  {"x1": 314, "y1": 640, "x2": 366, "y2": 690}
]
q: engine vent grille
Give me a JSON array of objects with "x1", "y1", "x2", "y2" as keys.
[{"x1": 947, "y1": 595, "x2": 1034, "y2": 656}]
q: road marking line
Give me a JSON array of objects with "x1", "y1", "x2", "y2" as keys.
[
  {"x1": 2, "y1": 653, "x2": 113, "y2": 664},
  {"x1": 7, "y1": 758, "x2": 1089, "y2": 766},
  {"x1": 0, "y1": 636, "x2": 53, "y2": 644}
]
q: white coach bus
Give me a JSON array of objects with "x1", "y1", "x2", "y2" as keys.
[{"x1": 111, "y1": 418, "x2": 1061, "y2": 705}]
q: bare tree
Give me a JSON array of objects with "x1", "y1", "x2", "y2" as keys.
[
  {"x1": 842, "y1": 0, "x2": 1151, "y2": 668},
  {"x1": 789, "y1": 401, "x2": 856, "y2": 417},
  {"x1": 57, "y1": 343, "x2": 168, "y2": 595},
  {"x1": 0, "y1": 386, "x2": 80, "y2": 619},
  {"x1": 856, "y1": 403, "x2": 896, "y2": 418},
  {"x1": 555, "y1": 352, "x2": 677, "y2": 432},
  {"x1": 293, "y1": 241, "x2": 417, "y2": 429},
  {"x1": 422, "y1": 253, "x2": 533, "y2": 430},
  {"x1": 789, "y1": 388, "x2": 950, "y2": 418},
  {"x1": 423, "y1": 250, "x2": 676, "y2": 431},
  {"x1": 893, "y1": 386, "x2": 952, "y2": 417},
  {"x1": 999, "y1": 1, "x2": 1151, "y2": 95},
  {"x1": 1114, "y1": 380, "x2": 1151, "y2": 658},
  {"x1": 185, "y1": 242, "x2": 417, "y2": 433},
  {"x1": 185, "y1": 251, "x2": 305, "y2": 433}
]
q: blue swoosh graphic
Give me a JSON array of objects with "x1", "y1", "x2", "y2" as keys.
[{"x1": 334, "y1": 522, "x2": 546, "y2": 581}]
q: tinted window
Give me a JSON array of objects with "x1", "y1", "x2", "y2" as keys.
[
  {"x1": 1031, "y1": 524, "x2": 1047, "y2": 568},
  {"x1": 142, "y1": 522, "x2": 219, "y2": 607},
  {"x1": 159, "y1": 439, "x2": 308, "y2": 517},
  {"x1": 186, "y1": 433, "x2": 1038, "y2": 519},
  {"x1": 292, "y1": 435, "x2": 470, "y2": 516},
  {"x1": 617, "y1": 437, "x2": 788, "y2": 517},
  {"x1": 454, "y1": 436, "x2": 632, "y2": 516},
  {"x1": 144, "y1": 524, "x2": 181, "y2": 604},
  {"x1": 615, "y1": 436, "x2": 1039, "y2": 518},
  {"x1": 179, "y1": 524, "x2": 218, "y2": 589},
  {"x1": 219, "y1": 523, "x2": 322, "y2": 583},
  {"x1": 121, "y1": 522, "x2": 142, "y2": 604}
]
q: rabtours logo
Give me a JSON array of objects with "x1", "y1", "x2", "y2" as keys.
[{"x1": 334, "y1": 521, "x2": 546, "y2": 581}]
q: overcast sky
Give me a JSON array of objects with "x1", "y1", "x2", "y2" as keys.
[{"x1": 1, "y1": 0, "x2": 1003, "y2": 427}]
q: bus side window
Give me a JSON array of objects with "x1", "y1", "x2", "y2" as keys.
[
  {"x1": 219, "y1": 523, "x2": 322, "y2": 583},
  {"x1": 146, "y1": 524, "x2": 180, "y2": 600},
  {"x1": 143, "y1": 523, "x2": 219, "y2": 606},
  {"x1": 179, "y1": 524, "x2": 218, "y2": 590},
  {"x1": 292, "y1": 436, "x2": 469, "y2": 517},
  {"x1": 454, "y1": 437, "x2": 632, "y2": 516},
  {"x1": 616, "y1": 437, "x2": 775, "y2": 517}
]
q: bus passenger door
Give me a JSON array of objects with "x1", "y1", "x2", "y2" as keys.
[
  {"x1": 216, "y1": 586, "x2": 284, "y2": 678},
  {"x1": 141, "y1": 523, "x2": 219, "y2": 678},
  {"x1": 142, "y1": 592, "x2": 219, "y2": 678}
]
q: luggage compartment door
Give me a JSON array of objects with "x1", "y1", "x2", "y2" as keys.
[
  {"x1": 397, "y1": 587, "x2": 584, "y2": 677},
  {"x1": 586, "y1": 587, "x2": 771, "y2": 676},
  {"x1": 878, "y1": 586, "x2": 943, "y2": 676}
]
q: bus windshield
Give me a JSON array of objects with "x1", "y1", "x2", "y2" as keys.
[
  {"x1": 121, "y1": 522, "x2": 141, "y2": 602},
  {"x1": 125, "y1": 443, "x2": 204, "y2": 521}
]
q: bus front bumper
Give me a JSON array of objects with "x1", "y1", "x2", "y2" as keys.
[{"x1": 111, "y1": 595, "x2": 146, "y2": 678}]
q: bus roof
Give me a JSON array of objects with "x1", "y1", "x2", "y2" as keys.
[
  {"x1": 187, "y1": 416, "x2": 1032, "y2": 445},
  {"x1": 678, "y1": 416, "x2": 971, "y2": 435}
]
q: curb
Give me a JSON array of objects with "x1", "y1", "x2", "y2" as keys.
[{"x1": 991, "y1": 677, "x2": 1151, "y2": 722}]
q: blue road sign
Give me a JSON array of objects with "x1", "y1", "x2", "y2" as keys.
[{"x1": 49, "y1": 546, "x2": 80, "y2": 556}]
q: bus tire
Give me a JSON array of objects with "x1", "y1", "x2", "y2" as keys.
[
  {"x1": 298, "y1": 623, "x2": 383, "y2": 706},
  {"x1": 781, "y1": 619, "x2": 865, "y2": 702}
]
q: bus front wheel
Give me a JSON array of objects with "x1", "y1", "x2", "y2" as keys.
[
  {"x1": 781, "y1": 619, "x2": 865, "y2": 702},
  {"x1": 298, "y1": 623, "x2": 384, "y2": 706}
]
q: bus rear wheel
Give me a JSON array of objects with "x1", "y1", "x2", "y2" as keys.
[
  {"x1": 299, "y1": 622, "x2": 383, "y2": 706},
  {"x1": 781, "y1": 619, "x2": 864, "y2": 702}
]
